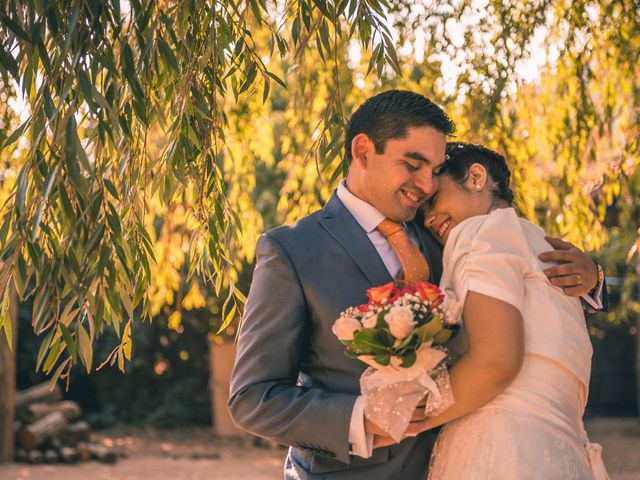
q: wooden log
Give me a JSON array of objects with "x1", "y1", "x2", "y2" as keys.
[
  {"x1": 76, "y1": 442, "x2": 91, "y2": 462},
  {"x1": 27, "y1": 450, "x2": 44, "y2": 464},
  {"x1": 88, "y1": 443, "x2": 117, "y2": 464},
  {"x1": 58, "y1": 446, "x2": 80, "y2": 464},
  {"x1": 16, "y1": 411, "x2": 67, "y2": 450},
  {"x1": 44, "y1": 449, "x2": 60, "y2": 463},
  {"x1": 19, "y1": 400, "x2": 82, "y2": 423},
  {"x1": 15, "y1": 382, "x2": 63, "y2": 410},
  {"x1": 58, "y1": 420, "x2": 91, "y2": 446},
  {"x1": 14, "y1": 448, "x2": 28, "y2": 463},
  {"x1": 0, "y1": 285, "x2": 17, "y2": 463}
]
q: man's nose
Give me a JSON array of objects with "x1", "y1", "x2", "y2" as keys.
[{"x1": 414, "y1": 171, "x2": 436, "y2": 196}]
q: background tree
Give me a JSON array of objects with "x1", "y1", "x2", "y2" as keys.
[
  {"x1": 0, "y1": 0, "x2": 638, "y2": 391},
  {"x1": 0, "y1": 0, "x2": 401, "y2": 382}
]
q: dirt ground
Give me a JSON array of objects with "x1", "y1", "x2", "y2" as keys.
[{"x1": 1, "y1": 418, "x2": 638, "y2": 480}]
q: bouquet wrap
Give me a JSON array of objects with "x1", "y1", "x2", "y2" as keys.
[{"x1": 359, "y1": 343, "x2": 454, "y2": 442}]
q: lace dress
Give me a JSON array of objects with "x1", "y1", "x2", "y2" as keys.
[{"x1": 428, "y1": 208, "x2": 609, "y2": 480}]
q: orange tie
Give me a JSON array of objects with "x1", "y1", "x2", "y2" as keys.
[{"x1": 377, "y1": 219, "x2": 430, "y2": 283}]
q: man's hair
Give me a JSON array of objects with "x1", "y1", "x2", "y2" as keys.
[
  {"x1": 439, "y1": 142, "x2": 514, "y2": 205},
  {"x1": 344, "y1": 90, "x2": 456, "y2": 164}
]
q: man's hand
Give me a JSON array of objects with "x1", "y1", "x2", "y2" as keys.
[
  {"x1": 538, "y1": 236, "x2": 598, "y2": 296},
  {"x1": 364, "y1": 417, "x2": 395, "y2": 449},
  {"x1": 366, "y1": 398, "x2": 429, "y2": 449}
]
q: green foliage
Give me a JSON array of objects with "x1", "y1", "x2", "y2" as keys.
[
  {"x1": 0, "y1": 0, "x2": 401, "y2": 379},
  {"x1": 16, "y1": 298, "x2": 212, "y2": 427},
  {"x1": 0, "y1": 0, "x2": 638, "y2": 382}
]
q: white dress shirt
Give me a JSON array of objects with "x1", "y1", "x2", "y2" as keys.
[{"x1": 336, "y1": 180, "x2": 421, "y2": 458}]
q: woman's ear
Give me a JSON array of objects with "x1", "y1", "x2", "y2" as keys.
[
  {"x1": 467, "y1": 163, "x2": 489, "y2": 191},
  {"x1": 351, "y1": 133, "x2": 372, "y2": 168}
]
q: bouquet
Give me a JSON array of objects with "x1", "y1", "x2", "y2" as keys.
[{"x1": 332, "y1": 281, "x2": 462, "y2": 441}]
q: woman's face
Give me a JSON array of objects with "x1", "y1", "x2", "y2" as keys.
[{"x1": 423, "y1": 170, "x2": 492, "y2": 244}]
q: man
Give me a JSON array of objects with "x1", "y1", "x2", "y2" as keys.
[{"x1": 228, "y1": 90, "x2": 605, "y2": 479}]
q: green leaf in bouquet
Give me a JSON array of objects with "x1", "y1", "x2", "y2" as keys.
[
  {"x1": 415, "y1": 311, "x2": 434, "y2": 327},
  {"x1": 375, "y1": 310, "x2": 388, "y2": 329},
  {"x1": 373, "y1": 354, "x2": 391, "y2": 366},
  {"x1": 394, "y1": 332, "x2": 418, "y2": 350},
  {"x1": 353, "y1": 328, "x2": 390, "y2": 355},
  {"x1": 344, "y1": 348, "x2": 358, "y2": 359},
  {"x1": 432, "y1": 328, "x2": 453, "y2": 345},
  {"x1": 414, "y1": 315, "x2": 444, "y2": 343},
  {"x1": 400, "y1": 351, "x2": 417, "y2": 368}
]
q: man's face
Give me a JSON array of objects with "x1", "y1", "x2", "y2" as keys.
[{"x1": 354, "y1": 126, "x2": 447, "y2": 222}]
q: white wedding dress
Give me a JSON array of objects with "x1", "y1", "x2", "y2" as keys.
[{"x1": 428, "y1": 208, "x2": 609, "y2": 480}]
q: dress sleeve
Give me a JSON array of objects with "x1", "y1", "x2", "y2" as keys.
[{"x1": 449, "y1": 210, "x2": 532, "y2": 313}]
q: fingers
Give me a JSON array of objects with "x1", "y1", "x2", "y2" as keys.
[
  {"x1": 410, "y1": 396, "x2": 428, "y2": 421},
  {"x1": 411, "y1": 406, "x2": 426, "y2": 422},
  {"x1": 542, "y1": 262, "x2": 576, "y2": 278},
  {"x1": 404, "y1": 420, "x2": 430, "y2": 438},
  {"x1": 562, "y1": 285, "x2": 590, "y2": 297},
  {"x1": 544, "y1": 236, "x2": 574, "y2": 250},
  {"x1": 373, "y1": 435, "x2": 397, "y2": 449},
  {"x1": 548, "y1": 274, "x2": 583, "y2": 288},
  {"x1": 364, "y1": 417, "x2": 389, "y2": 437},
  {"x1": 539, "y1": 249, "x2": 578, "y2": 264}
]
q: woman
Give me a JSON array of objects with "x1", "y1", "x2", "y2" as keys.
[{"x1": 419, "y1": 143, "x2": 609, "y2": 479}]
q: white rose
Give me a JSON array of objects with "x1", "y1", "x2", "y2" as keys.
[
  {"x1": 362, "y1": 313, "x2": 377, "y2": 328},
  {"x1": 332, "y1": 316, "x2": 361, "y2": 341},
  {"x1": 385, "y1": 306, "x2": 416, "y2": 339}
]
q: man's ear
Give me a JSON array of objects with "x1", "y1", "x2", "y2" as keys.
[
  {"x1": 351, "y1": 133, "x2": 372, "y2": 168},
  {"x1": 467, "y1": 163, "x2": 489, "y2": 190}
]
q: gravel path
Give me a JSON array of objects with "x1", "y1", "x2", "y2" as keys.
[{"x1": 1, "y1": 418, "x2": 638, "y2": 479}]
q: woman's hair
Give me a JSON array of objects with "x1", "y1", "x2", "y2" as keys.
[{"x1": 438, "y1": 142, "x2": 514, "y2": 205}]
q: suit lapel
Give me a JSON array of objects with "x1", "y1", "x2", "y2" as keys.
[{"x1": 318, "y1": 193, "x2": 393, "y2": 287}]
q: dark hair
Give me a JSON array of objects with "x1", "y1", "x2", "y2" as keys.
[
  {"x1": 439, "y1": 142, "x2": 514, "y2": 205},
  {"x1": 344, "y1": 90, "x2": 456, "y2": 164}
]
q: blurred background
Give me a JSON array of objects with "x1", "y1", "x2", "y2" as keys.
[{"x1": 0, "y1": 0, "x2": 638, "y2": 478}]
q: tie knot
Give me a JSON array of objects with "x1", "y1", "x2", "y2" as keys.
[{"x1": 377, "y1": 219, "x2": 404, "y2": 238}]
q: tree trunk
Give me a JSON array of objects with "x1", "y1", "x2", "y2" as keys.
[
  {"x1": 636, "y1": 311, "x2": 640, "y2": 416},
  {"x1": 209, "y1": 341, "x2": 246, "y2": 437},
  {"x1": 0, "y1": 286, "x2": 17, "y2": 462}
]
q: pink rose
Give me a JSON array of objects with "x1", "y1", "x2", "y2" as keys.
[
  {"x1": 384, "y1": 306, "x2": 416, "y2": 339},
  {"x1": 332, "y1": 316, "x2": 361, "y2": 341}
]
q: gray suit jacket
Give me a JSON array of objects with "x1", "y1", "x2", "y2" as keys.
[{"x1": 228, "y1": 192, "x2": 443, "y2": 479}]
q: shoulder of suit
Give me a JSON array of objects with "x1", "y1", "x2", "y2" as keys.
[{"x1": 262, "y1": 208, "x2": 325, "y2": 244}]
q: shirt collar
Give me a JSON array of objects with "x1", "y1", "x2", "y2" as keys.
[{"x1": 336, "y1": 180, "x2": 386, "y2": 234}]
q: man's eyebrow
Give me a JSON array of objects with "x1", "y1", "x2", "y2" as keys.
[{"x1": 404, "y1": 151, "x2": 432, "y2": 163}]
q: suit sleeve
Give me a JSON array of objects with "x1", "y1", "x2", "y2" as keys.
[
  {"x1": 581, "y1": 276, "x2": 608, "y2": 313},
  {"x1": 228, "y1": 233, "x2": 357, "y2": 463}
]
